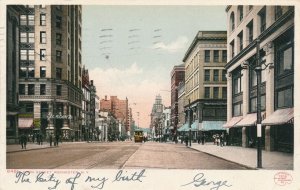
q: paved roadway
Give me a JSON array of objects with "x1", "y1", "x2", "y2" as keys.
[{"x1": 7, "y1": 141, "x2": 248, "y2": 169}]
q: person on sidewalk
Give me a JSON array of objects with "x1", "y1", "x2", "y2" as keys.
[
  {"x1": 39, "y1": 133, "x2": 44, "y2": 145},
  {"x1": 55, "y1": 134, "x2": 59, "y2": 146},
  {"x1": 220, "y1": 133, "x2": 224, "y2": 147},
  {"x1": 201, "y1": 134, "x2": 205, "y2": 145},
  {"x1": 49, "y1": 133, "x2": 53, "y2": 147},
  {"x1": 20, "y1": 133, "x2": 27, "y2": 149},
  {"x1": 216, "y1": 134, "x2": 220, "y2": 146}
]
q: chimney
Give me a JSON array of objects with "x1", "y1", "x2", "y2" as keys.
[{"x1": 105, "y1": 95, "x2": 107, "y2": 100}]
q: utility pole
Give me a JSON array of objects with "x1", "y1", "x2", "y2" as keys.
[{"x1": 255, "y1": 39, "x2": 262, "y2": 168}]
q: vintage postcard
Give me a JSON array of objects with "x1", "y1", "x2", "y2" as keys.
[{"x1": 1, "y1": 0, "x2": 299, "y2": 189}]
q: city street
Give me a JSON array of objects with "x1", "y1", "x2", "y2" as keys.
[{"x1": 7, "y1": 141, "x2": 248, "y2": 170}]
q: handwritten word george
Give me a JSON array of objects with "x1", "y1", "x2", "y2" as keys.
[{"x1": 182, "y1": 172, "x2": 232, "y2": 190}]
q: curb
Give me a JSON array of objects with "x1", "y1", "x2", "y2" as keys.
[{"x1": 188, "y1": 146, "x2": 257, "y2": 170}]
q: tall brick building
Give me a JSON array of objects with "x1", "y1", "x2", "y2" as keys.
[
  {"x1": 170, "y1": 63, "x2": 185, "y2": 137},
  {"x1": 16, "y1": 5, "x2": 83, "y2": 140},
  {"x1": 100, "y1": 96, "x2": 129, "y2": 132}
]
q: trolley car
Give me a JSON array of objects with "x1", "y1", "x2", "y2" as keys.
[{"x1": 134, "y1": 129, "x2": 144, "y2": 143}]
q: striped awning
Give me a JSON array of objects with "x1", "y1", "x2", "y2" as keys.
[
  {"x1": 235, "y1": 112, "x2": 265, "y2": 127},
  {"x1": 201, "y1": 121, "x2": 226, "y2": 131},
  {"x1": 178, "y1": 123, "x2": 189, "y2": 132},
  {"x1": 18, "y1": 118, "x2": 33, "y2": 128},
  {"x1": 262, "y1": 108, "x2": 294, "y2": 126},
  {"x1": 223, "y1": 116, "x2": 243, "y2": 128}
]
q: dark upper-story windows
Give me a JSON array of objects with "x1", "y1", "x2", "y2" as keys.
[
  {"x1": 259, "y1": 7, "x2": 266, "y2": 33},
  {"x1": 247, "y1": 20, "x2": 253, "y2": 43},
  {"x1": 230, "y1": 12, "x2": 235, "y2": 31},
  {"x1": 275, "y1": 6, "x2": 283, "y2": 21},
  {"x1": 238, "y1": 5, "x2": 243, "y2": 22},
  {"x1": 205, "y1": 50, "x2": 210, "y2": 62}
]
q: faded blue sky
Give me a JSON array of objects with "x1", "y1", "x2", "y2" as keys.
[{"x1": 82, "y1": 5, "x2": 226, "y2": 127}]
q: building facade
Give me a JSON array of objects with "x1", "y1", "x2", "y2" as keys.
[
  {"x1": 182, "y1": 31, "x2": 227, "y2": 139},
  {"x1": 100, "y1": 95, "x2": 129, "y2": 133},
  {"x1": 16, "y1": 5, "x2": 83, "y2": 141},
  {"x1": 177, "y1": 81, "x2": 186, "y2": 131},
  {"x1": 170, "y1": 63, "x2": 185, "y2": 137},
  {"x1": 6, "y1": 6, "x2": 26, "y2": 143},
  {"x1": 82, "y1": 67, "x2": 91, "y2": 141},
  {"x1": 224, "y1": 6, "x2": 294, "y2": 152},
  {"x1": 150, "y1": 95, "x2": 164, "y2": 138}
]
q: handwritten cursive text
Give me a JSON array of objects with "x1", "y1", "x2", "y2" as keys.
[{"x1": 182, "y1": 172, "x2": 232, "y2": 190}]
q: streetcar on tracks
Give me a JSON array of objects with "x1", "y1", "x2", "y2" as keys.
[{"x1": 134, "y1": 129, "x2": 144, "y2": 143}]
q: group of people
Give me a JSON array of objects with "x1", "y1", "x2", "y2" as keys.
[
  {"x1": 212, "y1": 133, "x2": 226, "y2": 146},
  {"x1": 19, "y1": 132, "x2": 61, "y2": 149},
  {"x1": 32, "y1": 133, "x2": 44, "y2": 145}
]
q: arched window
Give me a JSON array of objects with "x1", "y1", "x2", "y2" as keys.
[{"x1": 230, "y1": 12, "x2": 235, "y2": 31}]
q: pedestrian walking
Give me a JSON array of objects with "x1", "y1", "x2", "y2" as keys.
[
  {"x1": 185, "y1": 135, "x2": 188, "y2": 146},
  {"x1": 39, "y1": 133, "x2": 44, "y2": 145},
  {"x1": 55, "y1": 134, "x2": 59, "y2": 146},
  {"x1": 49, "y1": 133, "x2": 53, "y2": 147},
  {"x1": 216, "y1": 134, "x2": 220, "y2": 146},
  {"x1": 32, "y1": 133, "x2": 35, "y2": 143},
  {"x1": 220, "y1": 133, "x2": 224, "y2": 147},
  {"x1": 36, "y1": 133, "x2": 40, "y2": 145},
  {"x1": 20, "y1": 133, "x2": 27, "y2": 149},
  {"x1": 201, "y1": 134, "x2": 205, "y2": 145}
]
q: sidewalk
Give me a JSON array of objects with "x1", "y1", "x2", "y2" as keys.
[
  {"x1": 6, "y1": 141, "x2": 87, "y2": 153},
  {"x1": 189, "y1": 142, "x2": 293, "y2": 170}
]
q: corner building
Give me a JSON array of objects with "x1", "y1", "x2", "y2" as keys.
[
  {"x1": 18, "y1": 5, "x2": 83, "y2": 141},
  {"x1": 224, "y1": 6, "x2": 294, "y2": 152},
  {"x1": 182, "y1": 31, "x2": 227, "y2": 139}
]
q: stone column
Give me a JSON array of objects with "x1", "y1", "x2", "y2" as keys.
[
  {"x1": 242, "y1": 127, "x2": 247, "y2": 147},
  {"x1": 63, "y1": 103, "x2": 69, "y2": 128},
  {"x1": 226, "y1": 73, "x2": 232, "y2": 120},
  {"x1": 34, "y1": 102, "x2": 41, "y2": 131},
  {"x1": 226, "y1": 73, "x2": 232, "y2": 135},
  {"x1": 263, "y1": 41, "x2": 275, "y2": 151},
  {"x1": 34, "y1": 102, "x2": 41, "y2": 119},
  {"x1": 46, "y1": 102, "x2": 54, "y2": 139},
  {"x1": 241, "y1": 63, "x2": 249, "y2": 148}
]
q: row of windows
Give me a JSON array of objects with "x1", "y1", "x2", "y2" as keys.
[
  {"x1": 20, "y1": 49, "x2": 62, "y2": 62},
  {"x1": 204, "y1": 50, "x2": 227, "y2": 63},
  {"x1": 230, "y1": 6, "x2": 286, "y2": 59},
  {"x1": 20, "y1": 14, "x2": 62, "y2": 28},
  {"x1": 230, "y1": 6, "x2": 283, "y2": 33},
  {"x1": 204, "y1": 69, "x2": 227, "y2": 82},
  {"x1": 19, "y1": 66, "x2": 62, "y2": 79},
  {"x1": 19, "y1": 84, "x2": 62, "y2": 96},
  {"x1": 204, "y1": 87, "x2": 227, "y2": 99}
]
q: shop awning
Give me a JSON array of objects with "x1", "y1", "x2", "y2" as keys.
[
  {"x1": 262, "y1": 108, "x2": 294, "y2": 126},
  {"x1": 235, "y1": 112, "x2": 265, "y2": 127},
  {"x1": 223, "y1": 116, "x2": 243, "y2": 128},
  {"x1": 201, "y1": 121, "x2": 226, "y2": 131},
  {"x1": 18, "y1": 118, "x2": 33, "y2": 128},
  {"x1": 178, "y1": 123, "x2": 189, "y2": 132}
]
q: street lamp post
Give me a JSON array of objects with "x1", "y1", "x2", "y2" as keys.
[
  {"x1": 241, "y1": 39, "x2": 273, "y2": 168},
  {"x1": 255, "y1": 39, "x2": 262, "y2": 168}
]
